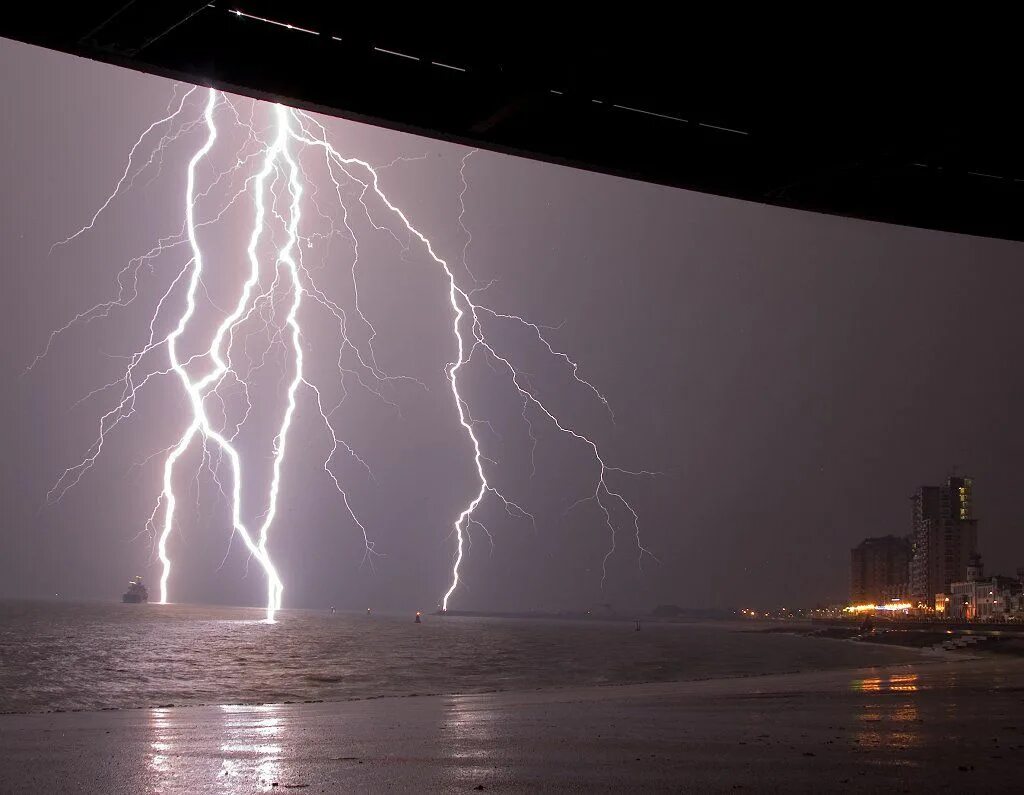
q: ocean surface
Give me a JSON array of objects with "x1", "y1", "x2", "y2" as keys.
[{"x1": 0, "y1": 600, "x2": 922, "y2": 714}]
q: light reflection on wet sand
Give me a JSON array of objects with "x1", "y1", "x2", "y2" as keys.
[
  {"x1": 9, "y1": 659, "x2": 1023, "y2": 792},
  {"x1": 148, "y1": 707, "x2": 175, "y2": 786},
  {"x1": 846, "y1": 671, "x2": 922, "y2": 769},
  {"x1": 147, "y1": 704, "x2": 292, "y2": 793},
  {"x1": 444, "y1": 695, "x2": 500, "y2": 785},
  {"x1": 219, "y1": 706, "x2": 287, "y2": 792}
]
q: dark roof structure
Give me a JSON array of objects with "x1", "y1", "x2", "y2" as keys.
[{"x1": 3, "y1": 4, "x2": 1022, "y2": 240}]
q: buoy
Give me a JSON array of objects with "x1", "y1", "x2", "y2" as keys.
[{"x1": 414, "y1": 611, "x2": 422, "y2": 624}]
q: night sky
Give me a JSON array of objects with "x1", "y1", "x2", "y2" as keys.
[{"x1": 2, "y1": 38, "x2": 1023, "y2": 613}]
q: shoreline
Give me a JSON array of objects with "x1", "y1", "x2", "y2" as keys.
[
  {"x1": 0, "y1": 602, "x2": 997, "y2": 719},
  {"x1": 0, "y1": 645, "x2": 953, "y2": 719},
  {"x1": 757, "y1": 621, "x2": 1024, "y2": 655},
  {"x1": 0, "y1": 653, "x2": 992, "y2": 716}
]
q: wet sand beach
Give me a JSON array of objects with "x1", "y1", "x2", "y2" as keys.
[{"x1": 2, "y1": 657, "x2": 1022, "y2": 792}]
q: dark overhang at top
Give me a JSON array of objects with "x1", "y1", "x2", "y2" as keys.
[{"x1": 2, "y1": 3, "x2": 1022, "y2": 241}]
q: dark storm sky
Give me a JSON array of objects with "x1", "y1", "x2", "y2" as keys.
[{"x1": 2, "y1": 38, "x2": 1023, "y2": 612}]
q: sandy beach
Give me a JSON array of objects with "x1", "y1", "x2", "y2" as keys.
[{"x1": 3, "y1": 656, "x2": 1023, "y2": 792}]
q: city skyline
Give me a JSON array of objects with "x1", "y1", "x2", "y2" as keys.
[{"x1": 848, "y1": 471, "x2": 1024, "y2": 621}]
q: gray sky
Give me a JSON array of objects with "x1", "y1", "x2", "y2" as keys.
[{"x1": 2, "y1": 38, "x2": 1023, "y2": 612}]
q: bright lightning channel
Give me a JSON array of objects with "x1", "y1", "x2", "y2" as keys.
[{"x1": 35, "y1": 86, "x2": 656, "y2": 620}]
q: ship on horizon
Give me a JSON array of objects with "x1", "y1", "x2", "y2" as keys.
[{"x1": 121, "y1": 576, "x2": 148, "y2": 604}]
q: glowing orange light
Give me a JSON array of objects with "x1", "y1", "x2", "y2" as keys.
[{"x1": 844, "y1": 602, "x2": 911, "y2": 613}]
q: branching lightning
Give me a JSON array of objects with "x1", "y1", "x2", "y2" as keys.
[{"x1": 33, "y1": 85, "x2": 655, "y2": 621}]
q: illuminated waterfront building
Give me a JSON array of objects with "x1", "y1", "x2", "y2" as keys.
[
  {"x1": 909, "y1": 475, "x2": 978, "y2": 604},
  {"x1": 850, "y1": 535, "x2": 910, "y2": 603},
  {"x1": 947, "y1": 555, "x2": 1024, "y2": 621}
]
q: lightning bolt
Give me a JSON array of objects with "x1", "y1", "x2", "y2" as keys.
[{"x1": 34, "y1": 84, "x2": 655, "y2": 620}]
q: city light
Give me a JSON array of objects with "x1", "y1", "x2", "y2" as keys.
[{"x1": 844, "y1": 602, "x2": 912, "y2": 613}]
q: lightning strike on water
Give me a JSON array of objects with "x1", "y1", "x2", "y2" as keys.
[{"x1": 34, "y1": 85, "x2": 656, "y2": 621}]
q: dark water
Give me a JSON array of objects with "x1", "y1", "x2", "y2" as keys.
[{"x1": 0, "y1": 600, "x2": 921, "y2": 714}]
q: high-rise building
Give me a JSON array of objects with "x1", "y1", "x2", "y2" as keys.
[
  {"x1": 909, "y1": 475, "x2": 978, "y2": 603},
  {"x1": 850, "y1": 535, "x2": 910, "y2": 603}
]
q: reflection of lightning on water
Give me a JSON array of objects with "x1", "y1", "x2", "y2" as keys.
[{"x1": 33, "y1": 86, "x2": 656, "y2": 620}]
